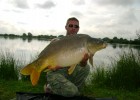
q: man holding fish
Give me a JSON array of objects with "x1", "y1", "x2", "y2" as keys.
[
  {"x1": 20, "y1": 17, "x2": 107, "y2": 97},
  {"x1": 44, "y1": 17, "x2": 90, "y2": 97}
]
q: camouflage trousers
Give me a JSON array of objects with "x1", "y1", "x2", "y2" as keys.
[{"x1": 46, "y1": 64, "x2": 90, "y2": 97}]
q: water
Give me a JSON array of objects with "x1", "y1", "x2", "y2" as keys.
[
  {"x1": 0, "y1": 37, "x2": 140, "y2": 67},
  {"x1": 0, "y1": 38, "x2": 49, "y2": 66}
]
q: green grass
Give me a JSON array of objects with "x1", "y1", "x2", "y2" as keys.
[
  {"x1": 0, "y1": 51, "x2": 19, "y2": 80},
  {"x1": 90, "y1": 50, "x2": 140, "y2": 90},
  {"x1": 0, "y1": 80, "x2": 44, "y2": 100},
  {"x1": 0, "y1": 73, "x2": 47, "y2": 100},
  {"x1": 0, "y1": 80, "x2": 140, "y2": 100},
  {"x1": 82, "y1": 85, "x2": 140, "y2": 100},
  {"x1": 0, "y1": 50, "x2": 140, "y2": 99}
]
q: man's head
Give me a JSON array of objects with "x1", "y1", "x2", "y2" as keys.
[{"x1": 65, "y1": 17, "x2": 80, "y2": 36}]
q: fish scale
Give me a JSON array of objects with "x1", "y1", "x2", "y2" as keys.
[{"x1": 20, "y1": 34, "x2": 107, "y2": 86}]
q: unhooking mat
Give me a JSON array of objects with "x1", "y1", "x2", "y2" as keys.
[{"x1": 16, "y1": 92, "x2": 117, "y2": 100}]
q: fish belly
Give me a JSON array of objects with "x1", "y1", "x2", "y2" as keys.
[{"x1": 55, "y1": 47, "x2": 87, "y2": 67}]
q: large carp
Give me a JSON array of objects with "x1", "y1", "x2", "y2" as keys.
[{"x1": 20, "y1": 34, "x2": 107, "y2": 86}]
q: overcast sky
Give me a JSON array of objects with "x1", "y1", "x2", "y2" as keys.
[{"x1": 0, "y1": 0, "x2": 140, "y2": 40}]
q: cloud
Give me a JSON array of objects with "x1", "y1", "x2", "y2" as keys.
[
  {"x1": 17, "y1": 21, "x2": 27, "y2": 25},
  {"x1": 93, "y1": 0, "x2": 139, "y2": 6},
  {"x1": 82, "y1": 1, "x2": 140, "y2": 38},
  {"x1": 70, "y1": 11, "x2": 83, "y2": 18},
  {"x1": 0, "y1": 21, "x2": 9, "y2": 33},
  {"x1": 117, "y1": 9, "x2": 137, "y2": 25},
  {"x1": 72, "y1": 0, "x2": 85, "y2": 5},
  {"x1": 96, "y1": 8, "x2": 137, "y2": 29},
  {"x1": 0, "y1": 0, "x2": 139, "y2": 39},
  {"x1": 36, "y1": 1, "x2": 55, "y2": 9},
  {"x1": 0, "y1": 20, "x2": 19, "y2": 34},
  {"x1": 12, "y1": 9, "x2": 23, "y2": 13},
  {"x1": 13, "y1": 0, "x2": 29, "y2": 9}
]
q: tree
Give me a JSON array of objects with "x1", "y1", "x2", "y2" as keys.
[
  {"x1": 22, "y1": 33, "x2": 27, "y2": 37},
  {"x1": 113, "y1": 37, "x2": 119, "y2": 43},
  {"x1": 138, "y1": 34, "x2": 140, "y2": 40},
  {"x1": 136, "y1": 30, "x2": 140, "y2": 40},
  {"x1": 58, "y1": 35, "x2": 64, "y2": 38},
  {"x1": 28, "y1": 32, "x2": 32, "y2": 38}
]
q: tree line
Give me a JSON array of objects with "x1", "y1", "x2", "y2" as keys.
[{"x1": 0, "y1": 32, "x2": 140, "y2": 45}]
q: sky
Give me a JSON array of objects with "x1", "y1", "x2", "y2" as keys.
[{"x1": 0, "y1": 0, "x2": 140, "y2": 40}]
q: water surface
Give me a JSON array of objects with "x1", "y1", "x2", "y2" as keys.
[{"x1": 0, "y1": 38, "x2": 139, "y2": 68}]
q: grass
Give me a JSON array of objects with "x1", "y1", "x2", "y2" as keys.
[
  {"x1": 0, "y1": 73, "x2": 47, "y2": 100},
  {"x1": 0, "y1": 80, "x2": 140, "y2": 100},
  {"x1": 82, "y1": 85, "x2": 140, "y2": 100},
  {"x1": 0, "y1": 50, "x2": 19, "y2": 80},
  {"x1": 90, "y1": 50, "x2": 140, "y2": 90},
  {"x1": 0, "y1": 80, "x2": 44, "y2": 100},
  {"x1": 0, "y1": 49, "x2": 140, "y2": 99}
]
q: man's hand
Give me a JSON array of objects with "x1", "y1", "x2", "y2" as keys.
[
  {"x1": 79, "y1": 54, "x2": 89, "y2": 67},
  {"x1": 80, "y1": 60, "x2": 88, "y2": 67}
]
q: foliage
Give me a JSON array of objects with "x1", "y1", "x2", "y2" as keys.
[
  {"x1": 0, "y1": 51, "x2": 19, "y2": 80},
  {"x1": 90, "y1": 50, "x2": 140, "y2": 90},
  {"x1": 0, "y1": 49, "x2": 140, "y2": 99},
  {"x1": 0, "y1": 32, "x2": 140, "y2": 45},
  {"x1": 136, "y1": 30, "x2": 140, "y2": 40},
  {"x1": 103, "y1": 37, "x2": 140, "y2": 45}
]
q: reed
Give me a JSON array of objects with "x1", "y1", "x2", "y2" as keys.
[
  {"x1": 90, "y1": 50, "x2": 140, "y2": 90},
  {"x1": 0, "y1": 49, "x2": 140, "y2": 99},
  {"x1": 0, "y1": 50, "x2": 19, "y2": 80},
  {"x1": 0, "y1": 48, "x2": 140, "y2": 91}
]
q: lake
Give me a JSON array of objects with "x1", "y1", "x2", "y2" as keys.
[{"x1": 0, "y1": 37, "x2": 140, "y2": 68}]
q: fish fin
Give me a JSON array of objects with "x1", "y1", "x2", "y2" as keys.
[
  {"x1": 20, "y1": 59, "x2": 49, "y2": 86},
  {"x1": 20, "y1": 61, "x2": 40, "y2": 86},
  {"x1": 31, "y1": 69, "x2": 40, "y2": 86},
  {"x1": 20, "y1": 63, "x2": 35, "y2": 75},
  {"x1": 68, "y1": 64, "x2": 77, "y2": 75},
  {"x1": 89, "y1": 55, "x2": 94, "y2": 67}
]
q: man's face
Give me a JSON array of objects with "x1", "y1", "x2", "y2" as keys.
[{"x1": 65, "y1": 20, "x2": 79, "y2": 35}]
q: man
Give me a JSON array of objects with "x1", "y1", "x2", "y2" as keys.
[{"x1": 44, "y1": 17, "x2": 90, "y2": 97}]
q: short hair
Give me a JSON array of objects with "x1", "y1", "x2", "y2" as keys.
[{"x1": 66, "y1": 17, "x2": 79, "y2": 26}]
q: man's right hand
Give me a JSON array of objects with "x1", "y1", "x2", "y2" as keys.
[{"x1": 79, "y1": 53, "x2": 89, "y2": 67}]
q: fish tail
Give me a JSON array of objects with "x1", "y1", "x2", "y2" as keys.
[
  {"x1": 20, "y1": 61, "x2": 36, "y2": 75},
  {"x1": 31, "y1": 69, "x2": 40, "y2": 86},
  {"x1": 20, "y1": 61, "x2": 41, "y2": 86}
]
